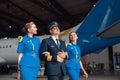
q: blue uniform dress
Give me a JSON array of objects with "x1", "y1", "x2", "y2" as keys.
[
  {"x1": 66, "y1": 43, "x2": 81, "y2": 80},
  {"x1": 17, "y1": 35, "x2": 41, "y2": 80}
]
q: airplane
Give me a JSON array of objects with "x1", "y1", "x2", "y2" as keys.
[
  {"x1": 0, "y1": 0, "x2": 120, "y2": 71},
  {"x1": 60, "y1": 0, "x2": 120, "y2": 54}
]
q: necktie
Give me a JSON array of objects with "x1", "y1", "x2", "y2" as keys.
[{"x1": 56, "y1": 39, "x2": 60, "y2": 48}]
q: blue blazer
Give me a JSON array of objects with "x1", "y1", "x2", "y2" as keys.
[
  {"x1": 66, "y1": 43, "x2": 81, "y2": 69},
  {"x1": 40, "y1": 37, "x2": 66, "y2": 75},
  {"x1": 17, "y1": 35, "x2": 41, "y2": 68}
]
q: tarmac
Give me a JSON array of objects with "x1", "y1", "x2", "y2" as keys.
[{"x1": 0, "y1": 71, "x2": 120, "y2": 80}]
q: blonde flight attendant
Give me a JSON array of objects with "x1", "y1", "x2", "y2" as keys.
[{"x1": 17, "y1": 22, "x2": 41, "y2": 80}]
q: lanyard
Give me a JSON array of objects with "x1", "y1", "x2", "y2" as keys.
[
  {"x1": 30, "y1": 40, "x2": 34, "y2": 51},
  {"x1": 30, "y1": 40, "x2": 36, "y2": 58},
  {"x1": 73, "y1": 46, "x2": 78, "y2": 60}
]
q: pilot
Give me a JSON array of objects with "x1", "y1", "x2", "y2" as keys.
[
  {"x1": 17, "y1": 21, "x2": 41, "y2": 80},
  {"x1": 66, "y1": 32, "x2": 88, "y2": 80},
  {"x1": 40, "y1": 21, "x2": 67, "y2": 80}
]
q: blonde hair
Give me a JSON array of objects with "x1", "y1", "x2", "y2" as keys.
[{"x1": 22, "y1": 21, "x2": 35, "y2": 33}]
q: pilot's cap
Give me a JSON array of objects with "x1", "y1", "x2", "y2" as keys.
[{"x1": 48, "y1": 21, "x2": 60, "y2": 30}]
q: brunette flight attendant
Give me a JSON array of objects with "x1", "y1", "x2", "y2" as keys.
[{"x1": 66, "y1": 32, "x2": 88, "y2": 80}]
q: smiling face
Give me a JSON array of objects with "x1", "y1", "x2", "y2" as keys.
[
  {"x1": 28, "y1": 24, "x2": 38, "y2": 34},
  {"x1": 24, "y1": 22, "x2": 38, "y2": 35},
  {"x1": 69, "y1": 32, "x2": 78, "y2": 42},
  {"x1": 49, "y1": 26, "x2": 60, "y2": 36}
]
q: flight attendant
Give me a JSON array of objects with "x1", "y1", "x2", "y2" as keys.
[
  {"x1": 66, "y1": 32, "x2": 88, "y2": 80},
  {"x1": 17, "y1": 21, "x2": 41, "y2": 80}
]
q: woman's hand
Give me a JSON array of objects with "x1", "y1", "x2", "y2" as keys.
[
  {"x1": 57, "y1": 50, "x2": 66, "y2": 59},
  {"x1": 64, "y1": 52, "x2": 68, "y2": 58},
  {"x1": 17, "y1": 70, "x2": 21, "y2": 80},
  {"x1": 83, "y1": 72, "x2": 88, "y2": 78},
  {"x1": 43, "y1": 52, "x2": 50, "y2": 56}
]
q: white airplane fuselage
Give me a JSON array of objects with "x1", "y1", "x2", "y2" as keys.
[
  {"x1": 0, "y1": 35, "x2": 50, "y2": 65},
  {"x1": 0, "y1": 38, "x2": 18, "y2": 65}
]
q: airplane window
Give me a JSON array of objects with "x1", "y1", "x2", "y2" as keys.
[
  {"x1": 9, "y1": 45, "x2": 12, "y2": 48},
  {"x1": 6, "y1": 45, "x2": 8, "y2": 48},
  {"x1": 3, "y1": 45, "x2": 5, "y2": 48},
  {"x1": 0, "y1": 46, "x2": 1, "y2": 48}
]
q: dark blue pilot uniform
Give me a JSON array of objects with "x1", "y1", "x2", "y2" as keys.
[
  {"x1": 17, "y1": 35, "x2": 41, "y2": 80},
  {"x1": 40, "y1": 37, "x2": 66, "y2": 80},
  {"x1": 66, "y1": 43, "x2": 81, "y2": 80},
  {"x1": 40, "y1": 21, "x2": 67, "y2": 80}
]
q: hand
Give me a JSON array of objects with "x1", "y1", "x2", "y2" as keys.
[
  {"x1": 43, "y1": 52, "x2": 50, "y2": 56},
  {"x1": 83, "y1": 72, "x2": 88, "y2": 78},
  {"x1": 57, "y1": 50, "x2": 66, "y2": 59},
  {"x1": 17, "y1": 70, "x2": 21, "y2": 80},
  {"x1": 64, "y1": 52, "x2": 68, "y2": 58},
  {"x1": 57, "y1": 55, "x2": 64, "y2": 63}
]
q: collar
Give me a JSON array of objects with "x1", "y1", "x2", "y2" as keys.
[
  {"x1": 71, "y1": 42, "x2": 77, "y2": 46},
  {"x1": 51, "y1": 36, "x2": 59, "y2": 40},
  {"x1": 51, "y1": 36, "x2": 59, "y2": 44},
  {"x1": 26, "y1": 34, "x2": 33, "y2": 39}
]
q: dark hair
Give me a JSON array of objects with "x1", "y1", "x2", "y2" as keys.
[
  {"x1": 22, "y1": 21, "x2": 35, "y2": 33},
  {"x1": 69, "y1": 32, "x2": 77, "y2": 42}
]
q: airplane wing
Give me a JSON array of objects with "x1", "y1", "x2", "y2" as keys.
[{"x1": 97, "y1": 20, "x2": 120, "y2": 38}]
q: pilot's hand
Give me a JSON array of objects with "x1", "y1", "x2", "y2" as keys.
[
  {"x1": 57, "y1": 55, "x2": 64, "y2": 63},
  {"x1": 58, "y1": 51, "x2": 65, "y2": 58},
  {"x1": 57, "y1": 50, "x2": 67, "y2": 59},
  {"x1": 43, "y1": 52, "x2": 50, "y2": 56}
]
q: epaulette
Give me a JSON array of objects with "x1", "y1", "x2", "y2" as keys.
[
  {"x1": 18, "y1": 36, "x2": 23, "y2": 42},
  {"x1": 66, "y1": 43, "x2": 72, "y2": 46}
]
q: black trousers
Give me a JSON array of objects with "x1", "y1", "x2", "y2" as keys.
[{"x1": 48, "y1": 74, "x2": 64, "y2": 80}]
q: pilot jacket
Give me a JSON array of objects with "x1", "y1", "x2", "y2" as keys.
[
  {"x1": 66, "y1": 43, "x2": 81, "y2": 80},
  {"x1": 40, "y1": 37, "x2": 66, "y2": 76},
  {"x1": 17, "y1": 35, "x2": 41, "y2": 80}
]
